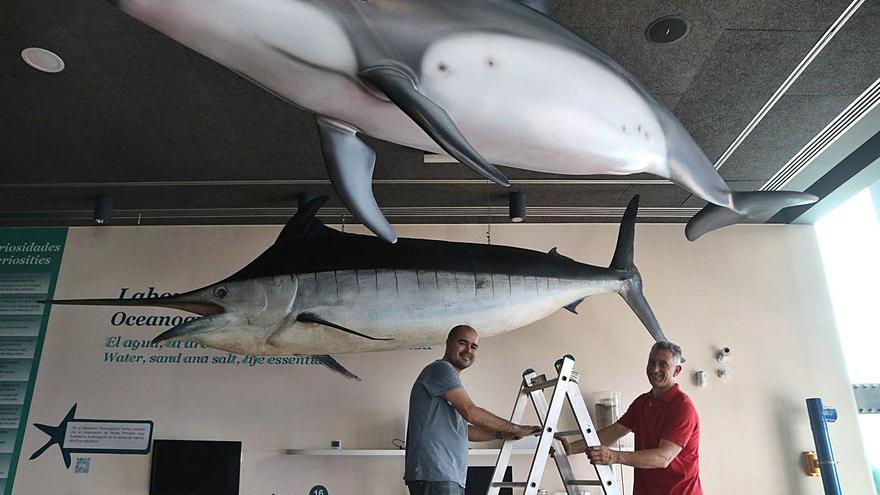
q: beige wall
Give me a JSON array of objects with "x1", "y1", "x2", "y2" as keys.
[{"x1": 13, "y1": 222, "x2": 875, "y2": 494}]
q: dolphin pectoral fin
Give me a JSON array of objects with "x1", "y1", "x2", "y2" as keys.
[
  {"x1": 685, "y1": 191, "x2": 818, "y2": 241},
  {"x1": 316, "y1": 117, "x2": 397, "y2": 243},
  {"x1": 312, "y1": 355, "x2": 361, "y2": 381},
  {"x1": 296, "y1": 312, "x2": 393, "y2": 341},
  {"x1": 359, "y1": 66, "x2": 510, "y2": 187},
  {"x1": 563, "y1": 297, "x2": 585, "y2": 314}
]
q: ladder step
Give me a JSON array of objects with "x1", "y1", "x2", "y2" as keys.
[
  {"x1": 566, "y1": 480, "x2": 605, "y2": 486},
  {"x1": 494, "y1": 480, "x2": 604, "y2": 488},
  {"x1": 492, "y1": 482, "x2": 528, "y2": 488},
  {"x1": 523, "y1": 378, "x2": 559, "y2": 393}
]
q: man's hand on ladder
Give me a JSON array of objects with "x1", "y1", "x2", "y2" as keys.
[
  {"x1": 586, "y1": 446, "x2": 618, "y2": 465},
  {"x1": 549, "y1": 435, "x2": 572, "y2": 458},
  {"x1": 501, "y1": 424, "x2": 542, "y2": 440}
]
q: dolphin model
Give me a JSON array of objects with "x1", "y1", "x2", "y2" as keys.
[
  {"x1": 108, "y1": 0, "x2": 817, "y2": 243},
  {"x1": 46, "y1": 195, "x2": 665, "y2": 380}
]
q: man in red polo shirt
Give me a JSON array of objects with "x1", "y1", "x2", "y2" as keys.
[{"x1": 559, "y1": 341, "x2": 702, "y2": 494}]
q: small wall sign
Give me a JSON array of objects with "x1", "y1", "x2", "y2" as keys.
[
  {"x1": 309, "y1": 485, "x2": 329, "y2": 495},
  {"x1": 29, "y1": 404, "x2": 153, "y2": 468}
]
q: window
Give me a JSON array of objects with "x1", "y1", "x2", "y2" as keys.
[{"x1": 815, "y1": 185, "x2": 880, "y2": 493}]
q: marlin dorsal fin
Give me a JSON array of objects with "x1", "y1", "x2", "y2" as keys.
[
  {"x1": 274, "y1": 196, "x2": 339, "y2": 246},
  {"x1": 223, "y1": 196, "x2": 341, "y2": 281},
  {"x1": 548, "y1": 247, "x2": 573, "y2": 261},
  {"x1": 563, "y1": 297, "x2": 585, "y2": 314}
]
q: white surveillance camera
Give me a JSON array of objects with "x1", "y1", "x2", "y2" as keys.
[{"x1": 716, "y1": 346, "x2": 732, "y2": 363}]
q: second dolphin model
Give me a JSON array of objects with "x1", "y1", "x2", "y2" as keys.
[
  {"x1": 108, "y1": 0, "x2": 816, "y2": 243},
  {"x1": 47, "y1": 196, "x2": 665, "y2": 380}
]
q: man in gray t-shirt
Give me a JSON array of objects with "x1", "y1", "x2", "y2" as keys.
[{"x1": 404, "y1": 325, "x2": 541, "y2": 495}]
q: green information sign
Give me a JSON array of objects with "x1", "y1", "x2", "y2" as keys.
[{"x1": 0, "y1": 228, "x2": 67, "y2": 494}]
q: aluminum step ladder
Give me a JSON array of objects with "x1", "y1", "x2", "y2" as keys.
[{"x1": 487, "y1": 355, "x2": 620, "y2": 495}]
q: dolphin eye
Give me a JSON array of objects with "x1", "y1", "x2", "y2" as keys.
[{"x1": 213, "y1": 286, "x2": 228, "y2": 299}]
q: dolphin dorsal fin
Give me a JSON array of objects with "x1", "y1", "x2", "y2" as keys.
[{"x1": 515, "y1": 0, "x2": 558, "y2": 16}]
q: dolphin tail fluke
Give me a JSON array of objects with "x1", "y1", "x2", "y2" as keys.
[
  {"x1": 609, "y1": 196, "x2": 669, "y2": 345},
  {"x1": 685, "y1": 191, "x2": 818, "y2": 241}
]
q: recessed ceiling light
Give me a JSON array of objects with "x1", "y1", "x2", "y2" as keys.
[
  {"x1": 645, "y1": 16, "x2": 689, "y2": 44},
  {"x1": 21, "y1": 47, "x2": 65, "y2": 73}
]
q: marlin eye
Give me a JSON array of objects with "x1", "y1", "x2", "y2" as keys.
[{"x1": 213, "y1": 286, "x2": 228, "y2": 298}]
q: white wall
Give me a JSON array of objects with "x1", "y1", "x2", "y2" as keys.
[{"x1": 13, "y1": 222, "x2": 875, "y2": 495}]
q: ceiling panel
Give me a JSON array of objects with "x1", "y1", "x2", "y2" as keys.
[
  {"x1": 718, "y1": 94, "x2": 859, "y2": 181},
  {"x1": 671, "y1": 29, "x2": 827, "y2": 166}
]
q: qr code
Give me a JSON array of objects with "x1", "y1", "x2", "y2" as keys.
[{"x1": 74, "y1": 457, "x2": 90, "y2": 474}]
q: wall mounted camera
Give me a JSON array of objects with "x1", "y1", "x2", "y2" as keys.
[{"x1": 716, "y1": 346, "x2": 732, "y2": 364}]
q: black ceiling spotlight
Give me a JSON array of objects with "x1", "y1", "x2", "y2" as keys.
[
  {"x1": 93, "y1": 194, "x2": 113, "y2": 225},
  {"x1": 509, "y1": 191, "x2": 526, "y2": 223},
  {"x1": 646, "y1": 16, "x2": 689, "y2": 44}
]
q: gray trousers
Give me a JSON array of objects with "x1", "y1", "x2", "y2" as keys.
[{"x1": 406, "y1": 481, "x2": 465, "y2": 495}]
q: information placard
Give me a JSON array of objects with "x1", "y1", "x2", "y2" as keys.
[
  {"x1": 0, "y1": 229, "x2": 67, "y2": 495},
  {"x1": 28, "y1": 404, "x2": 153, "y2": 467},
  {"x1": 64, "y1": 421, "x2": 152, "y2": 452}
]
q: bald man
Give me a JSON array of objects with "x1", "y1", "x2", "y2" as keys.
[{"x1": 404, "y1": 325, "x2": 541, "y2": 495}]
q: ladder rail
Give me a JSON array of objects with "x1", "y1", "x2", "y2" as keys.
[
  {"x1": 565, "y1": 379, "x2": 620, "y2": 494},
  {"x1": 522, "y1": 365, "x2": 569, "y2": 495},
  {"x1": 524, "y1": 366, "x2": 581, "y2": 495},
  {"x1": 487, "y1": 373, "x2": 534, "y2": 495}
]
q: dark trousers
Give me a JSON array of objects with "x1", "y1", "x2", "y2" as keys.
[{"x1": 406, "y1": 480, "x2": 465, "y2": 495}]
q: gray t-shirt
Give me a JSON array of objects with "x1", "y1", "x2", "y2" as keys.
[{"x1": 404, "y1": 360, "x2": 468, "y2": 488}]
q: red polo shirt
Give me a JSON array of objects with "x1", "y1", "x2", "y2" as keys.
[{"x1": 618, "y1": 384, "x2": 702, "y2": 495}]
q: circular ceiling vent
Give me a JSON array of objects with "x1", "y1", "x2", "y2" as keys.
[
  {"x1": 21, "y1": 47, "x2": 65, "y2": 73},
  {"x1": 645, "y1": 16, "x2": 689, "y2": 44}
]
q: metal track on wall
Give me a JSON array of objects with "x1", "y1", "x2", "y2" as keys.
[
  {"x1": 0, "y1": 206, "x2": 703, "y2": 222},
  {"x1": 0, "y1": 178, "x2": 672, "y2": 188}
]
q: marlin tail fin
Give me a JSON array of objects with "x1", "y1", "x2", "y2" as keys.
[
  {"x1": 685, "y1": 191, "x2": 818, "y2": 241},
  {"x1": 609, "y1": 196, "x2": 669, "y2": 346}
]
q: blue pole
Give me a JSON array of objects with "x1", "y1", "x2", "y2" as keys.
[{"x1": 806, "y1": 398, "x2": 842, "y2": 495}]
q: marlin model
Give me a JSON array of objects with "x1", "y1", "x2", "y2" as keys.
[
  {"x1": 108, "y1": 0, "x2": 817, "y2": 243},
  {"x1": 47, "y1": 196, "x2": 665, "y2": 380}
]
